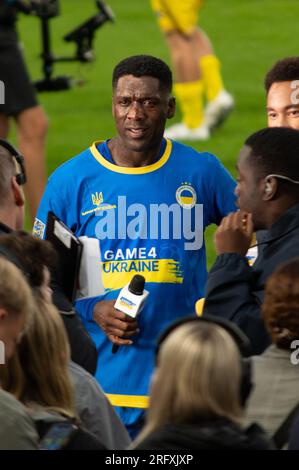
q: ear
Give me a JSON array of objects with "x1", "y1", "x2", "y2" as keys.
[
  {"x1": 11, "y1": 176, "x2": 25, "y2": 208},
  {"x1": 262, "y1": 176, "x2": 278, "y2": 201},
  {"x1": 167, "y1": 96, "x2": 176, "y2": 119}
]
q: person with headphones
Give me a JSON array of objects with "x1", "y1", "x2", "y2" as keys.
[
  {"x1": 131, "y1": 315, "x2": 274, "y2": 450},
  {"x1": 0, "y1": 138, "x2": 26, "y2": 234},
  {"x1": 0, "y1": 0, "x2": 48, "y2": 221},
  {"x1": 203, "y1": 127, "x2": 299, "y2": 356},
  {"x1": 0, "y1": 139, "x2": 98, "y2": 375}
]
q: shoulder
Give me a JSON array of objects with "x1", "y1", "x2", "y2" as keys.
[
  {"x1": 170, "y1": 140, "x2": 223, "y2": 168},
  {"x1": 48, "y1": 144, "x2": 102, "y2": 186},
  {"x1": 169, "y1": 140, "x2": 234, "y2": 186},
  {"x1": 0, "y1": 390, "x2": 39, "y2": 449},
  {"x1": 69, "y1": 361, "x2": 106, "y2": 397},
  {"x1": 69, "y1": 360, "x2": 94, "y2": 382},
  {"x1": 0, "y1": 388, "x2": 27, "y2": 416}
]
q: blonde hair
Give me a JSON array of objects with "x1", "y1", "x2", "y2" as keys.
[
  {"x1": 0, "y1": 256, "x2": 33, "y2": 321},
  {"x1": 134, "y1": 321, "x2": 242, "y2": 445},
  {"x1": 1, "y1": 294, "x2": 75, "y2": 418}
]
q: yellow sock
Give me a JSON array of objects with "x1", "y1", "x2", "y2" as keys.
[
  {"x1": 173, "y1": 80, "x2": 204, "y2": 129},
  {"x1": 200, "y1": 54, "x2": 224, "y2": 102}
]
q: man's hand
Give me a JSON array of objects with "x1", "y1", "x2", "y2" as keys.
[
  {"x1": 93, "y1": 300, "x2": 139, "y2": 346},
  {"x1": 214, "y1": 211, "x2": 254, "y2": 256}
]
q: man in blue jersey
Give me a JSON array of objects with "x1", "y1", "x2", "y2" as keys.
[{"x1": 34, "y1": 54, "x2": 236, "y2": 437}]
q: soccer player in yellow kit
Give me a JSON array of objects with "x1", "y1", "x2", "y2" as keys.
[{"x1": 151, "y1": 0, "x2": 234, "y2": 141}]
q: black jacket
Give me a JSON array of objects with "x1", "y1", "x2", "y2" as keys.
[
  {"x1": 289, "y1": 413, "x2": 299, "y2": 450},
  {"x1": 0, "y1": 1, "x2": 17, "y2": 27},
  {"x1": 133, "y1": 418, "x2": 274, "y2": 450},
  {"x1": 0, "y1": 221, "x2": 97, "y2": 374},
  {"x1": 204, "y1": 203, "x2": 299, "y2": 355}
]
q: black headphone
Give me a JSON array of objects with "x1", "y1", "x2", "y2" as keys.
[
  {"x1": 156, "y1": 314, "x2": 253, "y2": 407},
  {"x1": 0, "y1": 139, "x2": 27, "y2": 186}
]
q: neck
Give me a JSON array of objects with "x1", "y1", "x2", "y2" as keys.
[
  {"x1": 267, "y1": 198, "x2": 299, "y2": 229},
  {"x1": 0, "y1": 207, "x2": 17, "y2": 231},
  {"x1": 108, "y1": 137, "x2": 163, "y2": 167}
]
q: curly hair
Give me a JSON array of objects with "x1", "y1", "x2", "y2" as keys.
[
  {"x1": 0, "y1": 231, "x2": 57, "y2": 289},
  {"x1": 264, "y1": 57, "x2": 299, "y2": 93},
  {"x1": 262, "y1": 258, "x2": 299, "y2": 349}
]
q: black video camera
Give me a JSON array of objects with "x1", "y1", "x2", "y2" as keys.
[
  {"x1": 16, "y1": 0, "x2": 59, "y2": 18},
  {"x1": 18, "y1": 0, "x2": 114, "y2": 92},
  {"x1": 64, "y1": 1, "x2": 114, "y2": 62},
  {"x1": 28, "y1": 0, "x2": 59, "y2": 18}
]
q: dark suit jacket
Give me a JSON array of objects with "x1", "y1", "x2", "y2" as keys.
[{"x1": 204, "y1": 202, "x2": 299, "y2": 355}]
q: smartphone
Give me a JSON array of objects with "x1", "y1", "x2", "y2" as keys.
[{"x1": 39, "y1": 421, "x2": 78, "y2": 450}]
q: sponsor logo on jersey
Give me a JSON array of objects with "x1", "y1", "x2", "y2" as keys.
[
  {"x1": 82, "y1": 192, "x2": 116, "y2": 216},
  {"x1": 92, "y1": 192, "x2": 103, "y2": 206},
  {"x1": 33, "y1": 218, "x2": 46, "y2": 239},
  {"x1": 176, "y1": 183, "x2": 197, "y2": 209}
]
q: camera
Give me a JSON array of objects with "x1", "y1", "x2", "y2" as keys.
[
  {"x1": 20, "y1": 0, "x2": 115, "y2": 92},
  {"x1": 15, "y1": 0, "x2": 59, "y2": 18},
  {"x1": 29, "y1": 0, "x2": 59, "y2": 19},
  {"x1": 64, "y1": 1, "x2": 114, "y2": 62}
]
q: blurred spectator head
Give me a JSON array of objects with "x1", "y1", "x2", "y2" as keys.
[
  {"x1": 0, "y1": 231, "x2": 57, "y2": 302},
  {"x1": 141, "y1": 320, "x2": 242, "y2": 439},
  {"x1": 1, "y1": 296, "x2": 75, "y2": 418},
  {"x1": 263, "y1": 257, "x2": 299, "y2": 350},
  {"x1": 265, "y1": 57, "x2": 299, "y2": 93},
  {"x1": 0, "y1": 256, "x2": 33, "y2": 360},
  {"x1": 264, "y1": 57, "x2": 299, "y2": 130}
]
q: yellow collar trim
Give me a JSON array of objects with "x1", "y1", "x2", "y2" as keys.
[
  {"x1": 89, "y1": 139, "x2": 172, "y2": 174},
  {"x1": 106, "y1": 393, "x2": 149, "y2": 409}
]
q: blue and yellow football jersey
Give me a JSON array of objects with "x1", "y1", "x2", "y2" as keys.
[{"x1": 35, "y1": 138, "x2": 236, "y2": 430}]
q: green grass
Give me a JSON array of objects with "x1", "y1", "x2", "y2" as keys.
[{"x1": 16, "y1": 0, "x2": 299, "y2": 267}]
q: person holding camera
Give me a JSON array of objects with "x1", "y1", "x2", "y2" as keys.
[{"x1": 0, "y1": 0, "x2": 48, "y2": 222}]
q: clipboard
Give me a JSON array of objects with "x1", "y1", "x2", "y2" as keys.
[{"x1": 45, "y1": 212, "x2": 83, "y2": 303}]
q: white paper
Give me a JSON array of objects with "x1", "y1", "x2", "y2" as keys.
[{"x1": 75, "y1": 236, "x2": 105, "y2": 300}]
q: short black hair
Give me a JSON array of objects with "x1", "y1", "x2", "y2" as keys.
[
  {"x1": 112, "y1": 55, "x2": 172, "y2": 92},
  {"x1": 245, "y1": 127, "x2": 299, "y2": 183},
  {"x1": 265, "y1": 57, "x2": 299, "y2": 93},
  {"x1": 0, "y1": 144, "x2": 15, "y2": 206}
]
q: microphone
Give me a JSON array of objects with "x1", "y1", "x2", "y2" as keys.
[{"x1": 112, "y1": 275, "x2": 149, "y2": 353}]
